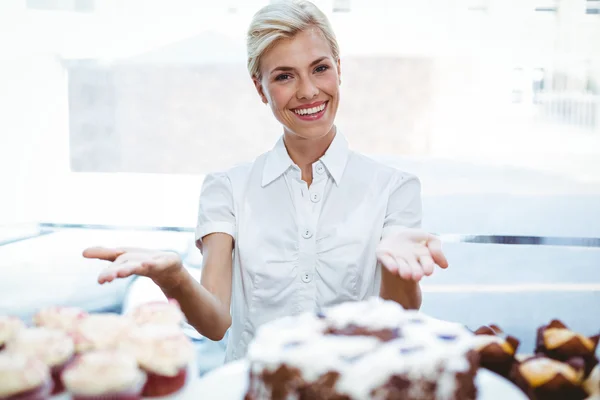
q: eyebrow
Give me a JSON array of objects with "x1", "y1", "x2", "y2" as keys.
[{"x1": 270, "y1": 56, "x2": 329, "y2": 75}]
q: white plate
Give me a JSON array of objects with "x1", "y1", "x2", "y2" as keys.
[{"x1": 196, "y1": 360, "x2": 528, "y2": 400}]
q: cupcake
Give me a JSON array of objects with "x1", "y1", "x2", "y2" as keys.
[
  {"x1": 5, "y1": 327, "x2": 75, "y2": 395},
  {"x1": 120, "y1": 324, "x2": 194, "y2": 397},
  {"x1": 473, "y1": 324, "x2": 520, "y2": 378},
  {"x1": 0, "y1": 352, "x2": 52, "y2": 400},
  {"x1": 511, "y1": 355, "x2": 587, "y2": 400},
  {"x1": 61, "y1": 350, "x2": 146, "y2": 400},
  {"x1": 33, "y1": 306, "x2": 88, "y2": 334},
  {"x1": 72, "y1": 313, "x2": 133, "y2": 353},
  {"x1": 127, "y1": 299, "x2": 185, "y2": 327},
  {"x1": 0, "y1": 316, "x2": 25, "y2": 351},
  {"x1": 535, "y1": 319, "x2": 599, "y2": 377}
]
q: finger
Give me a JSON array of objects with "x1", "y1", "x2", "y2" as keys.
[
  {"x1": 405, "y1": 256, "x2": 423, "y2": 281},
  {"x1": 412, "y1": 244, "x2": 431, "y2": 257},
  {"x1": 427, "y1": 238, "x2": 449, "y2": 269},
  {"x1": 83, "y1": 247, "x2": 124, "y2": 262},
  {"x1": 98, "y1": 262, "x2": 144, "y2": 284},
  {"x1": 419, "y1": 255, "x2": 435, "y2": 276},
  {"x1": 377, "y1": 252, "x2": 399, "y2": 273},
  {"x1": 394, "y1": 258, "x2": 410, "y2": 279}
]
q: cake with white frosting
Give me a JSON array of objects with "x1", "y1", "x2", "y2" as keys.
[
  {"x1": 72, "y1": 313, "x2": 134, "y2": 353},
  {"x1": 119, "y1": 324, "x2": 194, "y2": 397},
  {"x1": 127, "y1": 299, "x2": 185, "y2": 327},
  {"x1": 33, "y1": 306, "x2": 88, "y2": 334},
  {"x1": 0, "y1": 316, "x2": 25, "y2": 351},
  {"x1": 4, "y1": 327, "x2": 75, "y2": 395},
  {"x1": 245, "y1": 297, "x2": 479, "y2": 400},
  {"x1": 0, "y1": 352, "x2": 52, "y2": 399},
  {"x1": 61, "y1": 350, "x2": 147, "y2": 400}
]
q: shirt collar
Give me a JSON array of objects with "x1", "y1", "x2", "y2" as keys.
[{"x1": 261, "y1": 131, "x2": 349, "y2": 187}]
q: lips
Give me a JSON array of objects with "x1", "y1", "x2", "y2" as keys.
[{"x1": 291, "y1": 101, "x2": 328, "y2": 119}]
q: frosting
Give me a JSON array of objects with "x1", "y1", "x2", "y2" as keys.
[
  {"x1": 322, "y1": 296, "x2": 413, "y2": 330},
  {"x1": 543, "y1": 328, "x2": 595, "y2": 351},
  {"x1": 0, "y1": 352, "x2": 50, "y2": 397},
  {"x1": 62, "y1": 350, "x2": 146, "y2": 395},
  {"x1": 5, "y1": 327, "x2": 74, "y2": 367},
  {"x1": 128, "y1": 300, "x2": 185, "y2": 327},
  {"x1": 119, "y1": 324, "x2": 194, "y2": 376},
  {"x1": 33, "y1": 306, "x2": 88, "y2": 333},
  {"x1": 0, "y1": 316, "x2": 25, "y2": 345},
  {"x1": 247, "y1": 297, "x2": 476, "y2": 399},
  {"x1": 73, "y1": 313, "x2": 134, "y2": 353},
  {"x1": 471, "y1": 334, "x2": 516, "y2": 354},
  {"x1": 519, "y1": 357, "x2": 583, "y2": 387}
]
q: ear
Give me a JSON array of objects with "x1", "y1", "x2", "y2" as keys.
[
  {"x1": 253, "y1": 76, "x2": 269, "y2": 104},
  {"x1": 336, "y1": 58, "x2": 342, "y2": 85}
]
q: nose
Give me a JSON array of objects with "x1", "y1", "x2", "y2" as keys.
[{"x1": 296, "y1": 76, "x2": 319, "y2": 100}]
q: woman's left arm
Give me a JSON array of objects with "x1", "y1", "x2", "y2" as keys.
[{"x1": 376, "y1": 172, "x2": 448, "y2": 309}]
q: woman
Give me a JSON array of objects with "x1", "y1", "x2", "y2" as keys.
[{"x1": 83, "y1": 0, "x2": 449, "y2": 362}]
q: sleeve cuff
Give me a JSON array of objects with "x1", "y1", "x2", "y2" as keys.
[{"x1": 195, "y1": 222, "x2": 236, "y2": 251}]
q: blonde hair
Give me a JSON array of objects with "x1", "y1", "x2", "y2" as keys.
[{"x1": 247, "y1": 0, "x2": 340, "y2": 79}]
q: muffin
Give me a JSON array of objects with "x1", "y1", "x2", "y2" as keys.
[
  {"x1": 127, "y1": 299, "x2": 185, "y2": 327},
  {"x1": 120, "y1": 324, "x2": 194, "y2": 397},
  {"x1": 473, "y1": 324, "x2": 520, "y2": 378},
  {"x1": 511, "y1": 355, "x2": 587, "y2": 400},
  {"x1": 535, "y1": 319, "x2": 600, "y2": 377},
  {"x1": 0, "y1": 352, "x2": 52, "y2": 400},
  {"x1": 61, "y1": 350, "x2": 146, "y2": 400},
  {"x1": 5, "y1": 327, "x2": 75, "y2": 395},
  {"x1": 0, "y1": 316, "x2": 25, "y2": 351},
  {"x1": 33, "y1": 306, "x2": 88, "y2": 334},
  {"x1": 71, "y1": 313, "x2": 133, "y2": 353}
]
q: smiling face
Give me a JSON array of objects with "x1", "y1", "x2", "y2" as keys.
[{"x1": 254, "y1": 27, "x2": 341, "y2": 141}]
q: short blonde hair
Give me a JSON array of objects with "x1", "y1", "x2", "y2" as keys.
[{"x1": 247, "y1": 0, "x2": 340, "y2": 79}]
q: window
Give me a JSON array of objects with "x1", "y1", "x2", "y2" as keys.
[
  {"x1": 26, "y1": 0, "x2": 94, "y2": 12},
  {"x1": 587, "y1": 0, "x2": 600, "y2": 14}
]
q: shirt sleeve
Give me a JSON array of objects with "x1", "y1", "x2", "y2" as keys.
[
  {"x1": 195, "y1": 172, "x2": 236, "y2": 252},
  {"x1": 381, "y1": 171, "x2": 423, "y2": 239}
]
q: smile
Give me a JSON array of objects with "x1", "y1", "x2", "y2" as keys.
[{"x1": 291, "y1": 101, "x2": 328, "y2": 121}]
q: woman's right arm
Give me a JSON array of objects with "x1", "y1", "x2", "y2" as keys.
[
  {"x1": 82, "y1": 231, "x2": 233, "y2": 341},
  {"x1": 162, "y1": 232, "x2": 233, "y2": 341}
]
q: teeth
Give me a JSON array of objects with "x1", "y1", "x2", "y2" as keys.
[{"x1": 294, "y1": 103, "x2": 326, "y2": 116}]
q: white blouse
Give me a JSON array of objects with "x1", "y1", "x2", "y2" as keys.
[{"x1": 195, "y1": 132, "x2": 422, "y2": 362}]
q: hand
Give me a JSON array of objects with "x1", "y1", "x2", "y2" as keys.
[
  {"x1": 82, "y1": 247, "x2": 184, "y2": 289},
  {"x1": 376, "y1": 228, "x2": 448, "y2": 282}
]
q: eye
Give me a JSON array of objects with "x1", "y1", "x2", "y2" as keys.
[
  {"x1": 314, "y1": 65, "x2": 329, "y2": 73},
  {"x1": 275, "y1": 73, "x2": 292, "y2": 81}
]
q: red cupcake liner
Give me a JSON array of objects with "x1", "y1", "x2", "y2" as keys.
[
  {"x1": 1, "y1": 378, "x2": 53, "y2": 400},
  {"x1": 49, "y1": 355, "x2": 75, "y2": 395},
  {"x1": 142, "y1": 366, "x2": 187, "y2": 397}
]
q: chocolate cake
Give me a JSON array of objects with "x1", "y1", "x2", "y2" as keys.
[{"x1": 245, "y1": 298, "x2": 479, "y2": 400}]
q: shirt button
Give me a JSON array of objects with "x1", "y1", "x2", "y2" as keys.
[
  {"x1": 301, "y1": 272, "x2": 312, "y2": 283},
  {"x1": 302, "y1": 229, "x2": 313, "y2": 239},
  {"x1": 310, "y1": 192, "x2": 320, "y2": 203},
  {"x1": 316, "y1": 163, "x2": 325, "y2": 175}
]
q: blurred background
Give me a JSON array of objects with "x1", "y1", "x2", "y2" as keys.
[{"x1": 0, "y1": 0, "x2": 599, "y2": 375}]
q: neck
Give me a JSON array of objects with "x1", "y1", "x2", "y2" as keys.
[{"x1": 283, "y1": 126, "x2": 336, "y2": 186}]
